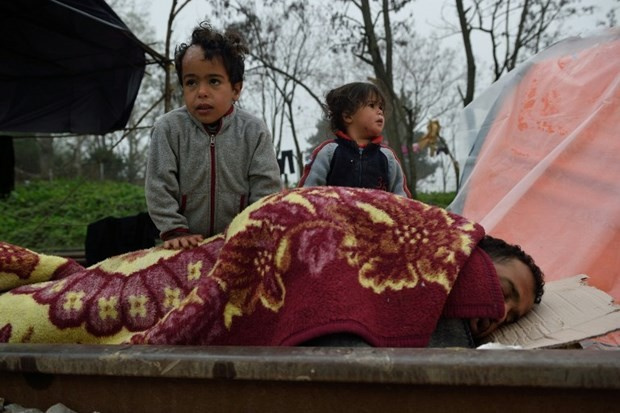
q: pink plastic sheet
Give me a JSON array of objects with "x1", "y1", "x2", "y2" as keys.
[{"x1": 450, "y1": 29, "x2": 620, "y2": 305}]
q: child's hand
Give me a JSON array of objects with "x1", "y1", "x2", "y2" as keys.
[{"x1": 163, "y1": 234, "x2": 205, "y2": 250}]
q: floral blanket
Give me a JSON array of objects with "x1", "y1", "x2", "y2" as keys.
[{"x1": 0, "y1": 187, "x2": 504, "y2": 347}]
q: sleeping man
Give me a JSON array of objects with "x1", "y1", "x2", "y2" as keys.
[
  {"x1": 302, "y1": 233, "x2": 545, "y2": 348},
  {"x1": 0, "y1": 186, "x2": 544, "y2": 348},
  {"x1": 470, "y1": 235, "x2": 544, "y2": 340}
]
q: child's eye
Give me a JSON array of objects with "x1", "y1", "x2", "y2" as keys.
[
  {"x1": 367, "y1": 101, "x2": 383, "y2": 111},
  {"x1": 209, "y1": 78, "x2": 222, "y2": 86},
  {"x1": 184, "y1": 79, "x2": 197, "y2": 88}
]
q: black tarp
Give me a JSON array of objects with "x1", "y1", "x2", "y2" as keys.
[{"x1": 0, "y1": 0, "x2": 147, "y2": 135}]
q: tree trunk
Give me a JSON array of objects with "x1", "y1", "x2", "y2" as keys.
[
  {"x1": 37, "y1": 137, "x2": 54, "y2": 181},
  {"x1": 456, "y1": 0, "x2": 476, "y2": 107},
  {"x1": 358, "y1": 0, "x2": 417, "y2": 195}
]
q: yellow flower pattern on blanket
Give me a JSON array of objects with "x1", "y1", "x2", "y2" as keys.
[
  {"x1": 98, "y1": 296, "x2": 118, "y2": 321},
  {"x1": 0, "y1": 234, "x2": 224, "y2": 343},
  {"x1": 0, "y1": 187, "x2": 490, "y2": 346},
  {"x1": 204, "y1": 187, "x2": 480, "y2": 333},
  {"x1": 63, "y1": 291, "x2": 85, "y2": 311}
]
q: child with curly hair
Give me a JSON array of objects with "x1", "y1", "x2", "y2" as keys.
[
  {"x1": 299, "y1": 82, "x2": 411, "y2": 197},
  {"x1": 146, "y1": 22, "x2": 281, "y2": 249}
]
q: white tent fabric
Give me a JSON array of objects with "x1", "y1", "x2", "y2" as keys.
[{"x1": 449, "y1": 29, "x2": 620, "y2": 306}]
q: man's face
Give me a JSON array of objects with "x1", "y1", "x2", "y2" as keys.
[{"x1": 469, "y1": 257, "x2": 536, "y2": 339}]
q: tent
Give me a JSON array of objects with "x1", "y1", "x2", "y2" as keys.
[
  {"x1": 449, "y1": 28, "x2": 620, "y2": 340},
  {"x1": 0, "y1": 0, "x2": 160, "y2": 135}
]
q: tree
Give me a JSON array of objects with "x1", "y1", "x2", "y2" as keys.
[
  {"x1": 13, "y1": 138, "x2": 41, "y2": 180},
  {"x1": 453, "y1": 0, "x2": 595, "y2": 106},
  {"x1": 162, "y1": 0, "x2": 194, "y2": 112},
  {"x1": 117, "y1": 1, "x2": 168, "y2": 183},
  {"x1": 330, "y1": 0, "x2": 464, "y2": 196},
  {"x1": 214, "y1": 0, "x2": 332, "y2": 177},
  {"x1": 397, "y1": 33, "x2": 462, "y2": 188},
  {"x1": 103, "y1": 0, "x2": 170, "y2": 183},
  {"x1": 25, "y1": 0, "x2": 171, "y2": 185},
  {"x1": 329, "y1": 0, "x2": 412, "y2": 194},
  {"x1": 37, "y1": 137, "x2": 55, "y2": 180}
]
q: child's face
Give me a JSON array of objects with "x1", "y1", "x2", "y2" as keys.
[
  {"x1": 181, "y1": 45, "x2": 242, "y2": 125},
  {"x1": 344, "y1": 98, "x2": 385, "y2": 142}
]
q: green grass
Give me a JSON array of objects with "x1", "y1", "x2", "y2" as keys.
[
  {"x1": 417, "y1": 191, "x2": 456, "y2": 208},
  {"x1": 0, "y1": 179, "x2": 147, "y2": 251},
  {"x1": 0, "y1": 179, "x2": 456, "y2": 252}
]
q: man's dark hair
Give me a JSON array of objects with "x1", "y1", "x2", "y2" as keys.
[
  {"x1": 174, "y1": 21, "x2": 249, "y2": 86},
  {"x1": 324, "y1": 82, "x2": 387, "y2": 132},
  {"x1": 478, "y1": 235, "x2": 545, "y2": 304}
]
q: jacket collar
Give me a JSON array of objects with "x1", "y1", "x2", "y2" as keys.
[
  {"x1": 335, "y1": 130, "x2": 383, "y2": 147},
  {"x1": 185, "y1": 105, "x2": 236, "y2": 135}
]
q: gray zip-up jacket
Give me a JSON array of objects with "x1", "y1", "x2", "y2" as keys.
[{"x1": 145, "y1": 105, "x2": 281, "y2": 240}]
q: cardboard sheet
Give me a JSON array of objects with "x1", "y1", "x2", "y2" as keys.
[{"x1": 484, "y1": 275, "x2": 620, "y2": 349}]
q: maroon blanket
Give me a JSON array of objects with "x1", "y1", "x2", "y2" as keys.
[{"x1": 0, "y1": 187, "x2": 504, "y2": 347}]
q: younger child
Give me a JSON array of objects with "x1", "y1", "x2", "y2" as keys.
[
  {"x1": 146, "y1": 22, "x2": 281, "y2": 250},
  {"x1": 298, "y1": 82, "x2": 411, "y2": 197}
]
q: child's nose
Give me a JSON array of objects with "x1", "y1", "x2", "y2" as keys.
[{"x1": 198, "y1": 82, "x2": 210, "y2": 96}]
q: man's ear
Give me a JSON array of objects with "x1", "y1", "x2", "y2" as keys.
[{"x1": 232, "y1": 82, "x2": 243, "y2": 101}]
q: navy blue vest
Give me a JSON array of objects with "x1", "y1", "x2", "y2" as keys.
[{"x1": 326, "y1": 138, "x2": 390, "y2": 191}]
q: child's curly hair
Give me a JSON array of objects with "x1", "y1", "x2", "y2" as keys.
[
  {"x1": 324, "y1": 82, "x2": 387, "y2": 132},
  {"x1": 174, "y1": 21, "x2": 249, "y2": 86}
]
